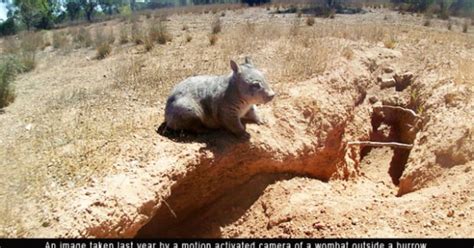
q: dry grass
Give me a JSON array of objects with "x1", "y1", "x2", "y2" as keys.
[
  {"x1": 148, "y1": 20, "x2": 172, "y2": 45},
  {"x1": 455, "y1": 58, "x2": 474, "y2": 85}
]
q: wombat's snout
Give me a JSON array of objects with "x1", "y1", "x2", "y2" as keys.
[{"x1": 265, "y1": 90, "x2": 276, "y2": 102}]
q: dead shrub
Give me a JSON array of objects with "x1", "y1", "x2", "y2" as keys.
[
  {"x1": 185, "y1": 34, "x2": 192, "y2": 42},
  {"x1": 341, "y1": 46, "x2": 354, "y2": 60},
  {"x1": 119, "y1": 25, "x2": 129, "y2": 44},
  {"x1": 423, "y1": 17, "x2": 431, "y2": 27},
  {"x1": 209, "y1": 33, "x2": 218, "y2": 45},
  {"x1": 17, "y1": 32, "x2": 42, "y2": 71},
  {"x1": 463, "y1": 19, "x2": 468, "y2": 33},
  {"x1": 149, "y1": 20, "x2": 172, "y2": 44},
  {"x1": 211, "y1": 17, "x2": 222, "y2": 34},
  {"x1": 96, "y1": 43, "x2": 111, "y2": 59},
  {"x1": 289, "y1": 18, "x2": 300, "y2": 37},
  {"x1": 144, "y1": 37, "x2": 154, "y2": 52},
  {"x1": 72, "y1": 27, "x2": 93, "y2": 48},
  {"x1": 53, "y1": 31, "x2": 68, "y2": 49},
  {"x1": 306, "y1": 16, "x2": 315, "y2": 26},
  {"x1": 94, "y1": 28, "x2": 113, "y2": 59},
  {"x1": 383, "y1": 36, "x2": 398, "y2": 49},
  {"x1": 131, "y1": 22, "x2": 144, "y2": 45}
]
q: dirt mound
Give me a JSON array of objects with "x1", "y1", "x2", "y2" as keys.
[{"x1": 22, "y1": 41, "x2": 472, "y2": 238}]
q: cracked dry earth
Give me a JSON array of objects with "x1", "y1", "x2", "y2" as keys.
[{"x1": 1, "y1": 8, "x2": 473, "y2": 238}]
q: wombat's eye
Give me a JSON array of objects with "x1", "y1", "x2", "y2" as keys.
[{"x1": 251, "y1": 82, "x2": 262, "y2": 89}]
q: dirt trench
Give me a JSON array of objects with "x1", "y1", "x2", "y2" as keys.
[
  {"x1": 135, "y1": 63, "x2": 425, "y2": 237},
  {"x1": 135, "y1": 102, "x2": 422, "y2": 238}
]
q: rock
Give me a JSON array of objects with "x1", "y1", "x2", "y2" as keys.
[
  {"x1": 380, "y1": 78, "x2": 396, "y2": 89},
  {"x1": 383, "y1": 67, "x2": 394, "y2": 73},
  {"x1": 447, "y1": 209, "x2": 455, "y2": 217},
  {"x1": 369, "y1": 96, "x2": 378, "y2": 104}
]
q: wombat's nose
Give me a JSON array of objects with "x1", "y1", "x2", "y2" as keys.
[{"x1": 267, "y1": 91, "x2": 276, "y2": 101}]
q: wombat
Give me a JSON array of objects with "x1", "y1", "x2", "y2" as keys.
[{"x1": 163, "y1": 57, "x2": 275, "y2": 137}]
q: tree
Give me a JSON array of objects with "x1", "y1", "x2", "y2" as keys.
[
  {"x1": 12, "y1": 0, "x2": 58, "y2": 30},
  {"x1": 65, "y1": 0, "x2": 81, "y2": 21},
  {"x1": 13, "y1": 0, "x2": 40, "y2": 30},
  {"x1": 80, "y1": 0, "x2": 97, "y2": 22},
  {"x1": 98, "y1": 0, "x2": 119, "y2": 15}
]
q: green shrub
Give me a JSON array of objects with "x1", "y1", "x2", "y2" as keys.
[
  {"x1": 0, "y1": 57, "x2": 20, "y2": 108},
  {"x1": 0, "y1": 17, "x2": 17, "y2": 36}
]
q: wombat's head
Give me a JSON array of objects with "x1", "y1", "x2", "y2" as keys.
[{"x1": 230, "y1": 57, "x2": 275, "y2": 104}]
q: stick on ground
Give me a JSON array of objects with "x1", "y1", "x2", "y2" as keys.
[{"x1": 347, "y1": 141, "x2": 413, "y2": 149}]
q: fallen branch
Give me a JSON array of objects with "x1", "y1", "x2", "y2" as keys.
[
  {"x1": 347, "y1": 141, "x2": 413, "y2": 149},
  {"x1": 374, "y1": 105, "x2": 420, "y2": 119}
]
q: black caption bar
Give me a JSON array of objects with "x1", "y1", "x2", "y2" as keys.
[{"x1": 0, "y1": 239, "x2": 472, "y2": 248}]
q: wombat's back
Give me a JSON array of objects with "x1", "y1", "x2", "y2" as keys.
[{"x1": 164, "y1": 75, "x2": 229, "y2": 131}]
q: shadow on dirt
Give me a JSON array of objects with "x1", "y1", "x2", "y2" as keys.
[
  {"x1": 136, "y1": 173, "x2": 295, "y2": 238},
  {"x1": 156, "y1": 121, "x2": 250, "y2": 144}
]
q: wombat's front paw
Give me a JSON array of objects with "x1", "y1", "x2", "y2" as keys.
[
  {"x1": 255, "y1": 117, "x2": 266, "y2": 125},
  {"x1": 240, "y1": 132, "x2": 251, "y2": 140},
  {"x1": 233, "y1": 130, "x2": 250, "y2": 140}
]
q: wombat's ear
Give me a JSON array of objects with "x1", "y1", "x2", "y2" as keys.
[
  {"x1": 244, "y1": 56, "x2": 253, "y2": 66},
  {"x1": 230, "y1": 60, "x2": 239, "y2": 73}
]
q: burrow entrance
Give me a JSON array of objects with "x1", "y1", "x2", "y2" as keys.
[{"x1": 360, "y1": 105, "x2": 421, "y2": 185}]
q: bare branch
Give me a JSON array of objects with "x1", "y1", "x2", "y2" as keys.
[
  {"x1": 162, "y1": 199, "x2": 177, "y2": 219},
  {"x1": 347, "y1": 141, "x2": 413, "y2": 149}
]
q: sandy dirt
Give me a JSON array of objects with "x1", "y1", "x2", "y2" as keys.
[{"x1": 0, "y1": 6, "x2": 473, "y2": 238}]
